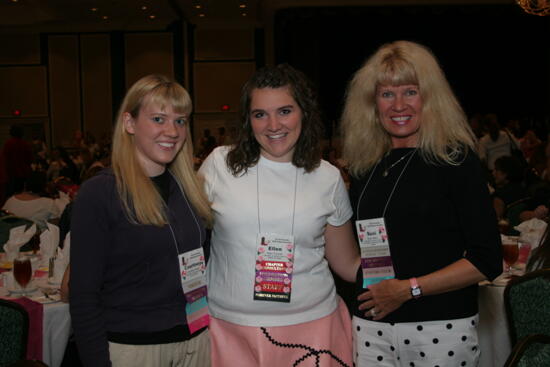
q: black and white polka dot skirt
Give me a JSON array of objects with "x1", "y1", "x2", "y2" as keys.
[{"x1": 352, "y1": 315, "x2": 480, "y2": 367}]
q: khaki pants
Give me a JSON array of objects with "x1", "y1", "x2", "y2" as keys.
[{"x1": 109, "y1": 329, "x2": 210, "y2": 367}]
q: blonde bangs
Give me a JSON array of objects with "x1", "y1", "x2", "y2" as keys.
[
  {"x1": 145, "y1": 84, "x2": 192, "y2": 117},
  {"x1": 376, "y1": 56, "x2": 419, "y2": 88}
]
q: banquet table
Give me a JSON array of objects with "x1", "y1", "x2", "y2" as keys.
[
  {"x1": 477, "y1": 278, "x2": 512, "y2": 367},
  {"x1": 0, "y1": 266, "x2": 71, "y2": 367}
]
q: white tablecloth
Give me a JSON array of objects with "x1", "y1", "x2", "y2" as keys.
[
  {"x1": 478, "y1": 283, "x2": 512, "y2": 367},
  {"x1": 0, "y1": 277, "x2": 71, "y2": 367}
]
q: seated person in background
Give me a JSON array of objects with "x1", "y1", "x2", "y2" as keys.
[
  {"x1": 520, "y1": 129, "x2": 542, "y2": 162},
  {"x1": 2, "y1": 171, "x2": 65, "y2": 229},
  {"x1": 492, "y1": 155, "x2": 527, "y2": 221},
  {"x1": 519, "y1": 181, "x2": 550, "y2": 222}
]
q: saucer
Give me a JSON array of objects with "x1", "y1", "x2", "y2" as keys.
[
  {"x1": 31, "y1": 293, "x2": 61, "y2": 304},
  {"x1": 7, "y1": 281, "x2": 38, "y2": 295}
]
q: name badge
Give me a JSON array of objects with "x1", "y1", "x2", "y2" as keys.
[
  {"x1": 178, "y1": 248, "x2": 207, "y2": 301},
  {"x1": 356, "y1": 217, "x2": 395, "y2": 288},
  {"x1": 253, "y1": 233, "x2": 294, "y2": 303},
  {"x1": 178, "y1": 248, "x2": 209, "y2": 333}
]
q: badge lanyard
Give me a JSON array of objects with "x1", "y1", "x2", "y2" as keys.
[
  {"x1": 168, "y1": 171, "x2": 209, "y2": 333},
  {"x1": 355, "y1": 149, "x2": 417, "y2": 288},
  {"x1": 253, "y1": 164, "x2": 298, "y2": 303}
]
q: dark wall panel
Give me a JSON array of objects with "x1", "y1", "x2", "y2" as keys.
[
  {"x1": 125, "y1": 32, "x2": 174, "y2": 89},
  {"x1": 195, "y1": 29, "x2": 254, "y2": 60},
  {"x1": 193, "y1": 61, "x2": 255, "y2": 113},
  {"x1": 0, "y1": 34, "x2": 41, "y2": 65},
  {"x1": 80, "y1": 34, "x2": 113, "y2": 143},
  {"x1": 0, "y1": 66, "x2": 47, "y2": 118},
  {"x1": 48, "y1": 35, "x2": 81, "y2": 147}
]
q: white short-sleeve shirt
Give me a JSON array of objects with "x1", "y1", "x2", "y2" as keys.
[{"x1": 199, "y1": 146, "x2": 352, "y2": 327}]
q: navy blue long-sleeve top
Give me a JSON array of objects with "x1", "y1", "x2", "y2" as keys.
[{"x1": 69, "y1": 169, "x2": 206, "y2": 366}]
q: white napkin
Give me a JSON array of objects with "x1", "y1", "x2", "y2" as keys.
[
  {"x1": 514, "y1": 218, "x2": 547, "y2": 249},
  {"x1": 39, "y1": 223, "x2": 60, "y2": 266},
  {"x1": 51, "y1": 232, "x2": 70, "y2": 283},
  {"x1": 54, "y1": 190, "x2": 70, "y2": 214},
  {"x1": 2, "y1": 224, "x2": 37, "y2": 261}
]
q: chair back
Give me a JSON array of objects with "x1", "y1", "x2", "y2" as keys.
[
  {"x1": 504, "y1": 334, "x2": 550, "y2": 367},
  {"x1": 504, "y1": 268, "x2": 550, "y2": 344},
  {"x1": 0, "y1": 299, "x2": 29, "y2": 366}
]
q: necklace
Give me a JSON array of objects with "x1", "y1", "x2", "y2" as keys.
[{"x1": 382, "y1": 150, "x2": 415, "y2": 177}]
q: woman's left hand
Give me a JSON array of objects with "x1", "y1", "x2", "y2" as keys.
[{"x1": 357, "y1": 278, "x2": 410, "y2": 321}]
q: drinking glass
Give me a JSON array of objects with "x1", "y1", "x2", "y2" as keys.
[
  {"x1": 13, "y1": 256, "x2": 32, "y2": 296},
  {"x1": 502, "y1": 240, "x2": 519, "y2": 278}
]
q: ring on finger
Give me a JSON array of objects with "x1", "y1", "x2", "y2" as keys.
[{"x1": 370, "y1": 308, "x2": 378, "y2": 317}]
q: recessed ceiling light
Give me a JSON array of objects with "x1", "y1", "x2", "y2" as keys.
[
  {"x1": 102, "y1": 15, "x2": 109, "y2": 20},
  {"x1": 239, "y1": 4, "x2": 246, "y2": 8},
  {"x1": 10, "y1": 0, "x2": 19, "y2": 3},
  {"x1": 195, "y1": 5, "x2": 202, "y2": 9},
  {"x1": 241, "y1": 12, "x2": 247, "y2": 16},
  {"x1": 199, "y1": 13, "x2": 205, "y2": 17},
  {"x1": 149, "y1": 15, "x2": 156, "y2": 19},
  {"x1": 141, "y1": 6, "x2": 148, "y2": 10},
  {"x1": 90, "y1": 7, "x2": 98, "y2": 12}
]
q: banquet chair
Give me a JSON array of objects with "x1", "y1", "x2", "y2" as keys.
[
  {"x1": 0, "y1": 299, "x2": 28, "y2": 366},
  {"x1": 504, "y1": 268, "x2": 550, "y2": 344},
  {"x1": 503, "y1": 334, "x2": 550, "y2": 367}
]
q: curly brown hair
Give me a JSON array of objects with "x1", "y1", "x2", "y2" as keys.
[{"x1": 226, "y1": 63, "x2": 323, "y2": 175}]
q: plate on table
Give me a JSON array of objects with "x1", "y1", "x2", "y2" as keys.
[
  {"x1": 31, "y1": 293, "x2": 61, "y2": 304},
  {"x1": 7, "y1": 281, "x2": 38, "y2": 295}
]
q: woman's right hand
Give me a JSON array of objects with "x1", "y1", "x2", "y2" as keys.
[{"x1": 357, "y1": 278, "x2": 411, "y2": 320}]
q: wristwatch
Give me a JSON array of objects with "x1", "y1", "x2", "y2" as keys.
[{"x1": 409, "y1": 277, "x2": 422, "y2": 299}]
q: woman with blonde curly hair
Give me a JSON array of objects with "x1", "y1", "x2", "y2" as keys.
[
  {"x1": 341, "y1": 41, "x2": 502, "y2": 367},
  {"x1": 70, "y1": 74, "x2": 212, "y2": 366}
]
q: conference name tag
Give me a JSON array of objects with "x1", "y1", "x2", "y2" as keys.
[
  {"x1": 178, "y1": 248, "x2": 207, "y2": 303},
  {"x1": 253, "y1": 233, "x2": 294, "y2": 303},
  {"x1": 178, "y1": 248, "x2": 209, "y2": 333},
  {"x1": 356, "y1": 217, "x2": 396, "y2": 288}
]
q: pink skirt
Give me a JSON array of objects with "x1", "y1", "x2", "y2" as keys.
[{"x1": 210, "y1": 298, "x2": 353, "y2": 367}]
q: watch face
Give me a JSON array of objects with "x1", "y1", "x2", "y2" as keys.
[{"x1": 412, "y1": 288, "x2": 422, "y2": 297}]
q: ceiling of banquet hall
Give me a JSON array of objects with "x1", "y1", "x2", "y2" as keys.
[{"x1": 0, "y1": 0, "x2": 512, "y2": 31}]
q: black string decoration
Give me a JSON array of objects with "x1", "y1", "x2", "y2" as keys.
[{"x1": 260, "y1": 327, "x2": 351, "y2": 367}]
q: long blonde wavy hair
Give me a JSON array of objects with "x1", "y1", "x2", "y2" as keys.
[
  {"x1": 341, "y1": 40, "x2": 476, "y2": 177},
  {"x1": 111, "y1": 74, "x2": 212, "y2": 227}
]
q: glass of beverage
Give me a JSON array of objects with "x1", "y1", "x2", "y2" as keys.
[
  {"x1": 502, "y1": 240, "x2": 519, "y2": 278},
  {"x1": 13, "y1": 256, "x2": 32, "y2": 296}
]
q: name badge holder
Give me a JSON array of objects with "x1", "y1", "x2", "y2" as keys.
[
  {"x1": 170, "y1": 172, "x2": 209, "y2": 333},
  {"x1": 178, "y1": 248, "x2": 209, "y2": 333},
  {"x1": 254, "y1": 233, "x2": 294, "y2": 302},
  {"x1": 356, "y1": 218, "x2": 395, "y2": 288},
  {"x1": 355, "y1": 149, "x2": 417, "y2": 288},
  {"x1": 253, "y1": 165, "x2": 298, "y2": 303}
]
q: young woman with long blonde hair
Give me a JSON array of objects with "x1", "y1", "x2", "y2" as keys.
[{"x1": 70, "y1": 74, "x2": 212, "y2": 367}]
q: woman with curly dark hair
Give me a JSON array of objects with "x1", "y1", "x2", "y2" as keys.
[{"x1": 200, "y1": 64, "x2": 359, "y2": 366}]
